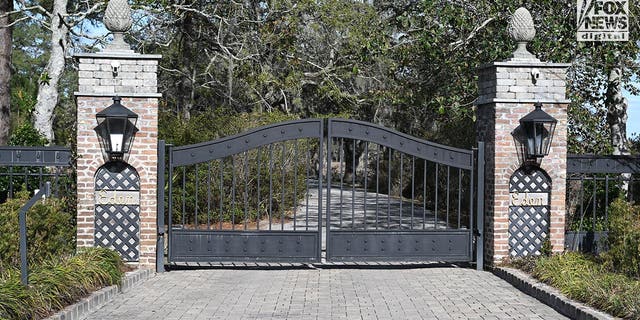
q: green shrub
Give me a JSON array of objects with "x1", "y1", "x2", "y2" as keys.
[
  {"x1": 0, "y1": 247, "x2": 124, "y2": 319},
  {"x1": 0, "y1": 192, "x2": 75, "y2": 270},
  {"x1": 512, "y1": 252, "x2": 640, "y2": 319},
  {"x1": 603, "y1": 198, "x2": 640, "y2": 279}
]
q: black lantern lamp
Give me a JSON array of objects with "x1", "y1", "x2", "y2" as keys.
[
  {"x1": 95, "y1": 96, "x2": 138, "y2": 160},
  {"x1": 513, "y1": 102, "x2": 557, "y2": 164}
]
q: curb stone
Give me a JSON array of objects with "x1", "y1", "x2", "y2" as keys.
[
  {"x1": 493, "y1": 267, "x2": 618, "y2": 320},
  {"x1": 46, "y1": 268, "x2": 153, "y2": 320}
]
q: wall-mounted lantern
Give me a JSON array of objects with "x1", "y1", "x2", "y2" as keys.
[
  {"x1": 513, "y1": 102, "x2": 557, "y2": 165},
  {"x1": 95, "y1": 96, "x2": 138, "y2": 160}
]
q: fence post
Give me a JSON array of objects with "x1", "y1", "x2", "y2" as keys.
[
  {"x1": 19, "y1": 182, "x2": 51, "y2": 286},
  {"x1": 476, "y1": 142, "x2": 485, "y2": 271},
  {"x1": 157, "y1": 140, "x2": 166, "y2": 272}
]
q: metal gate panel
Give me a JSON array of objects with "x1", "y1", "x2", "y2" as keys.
[
  {"x1": 325, "y1": 119, "x2": 476, "y2": 262},
  {"x1": 160, "y1": 118, "x2": 483, "y2": 265},
  {"x1": 170, "y1": 231, "x2": 318, "y2": 262},
  {"x1": 328, "y1": 230, "x2": 472, "y2": 261},
  {"x1": 166, "y1": 119, "x2": 324, "y2": 264}
]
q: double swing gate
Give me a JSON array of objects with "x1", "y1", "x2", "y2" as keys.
[{"x1": 158, "y1": 118, "x2": 484, "y2": 265}]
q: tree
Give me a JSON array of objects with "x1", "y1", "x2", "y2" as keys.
[
  {"x1": 31, "y1": 0, "x2": 69, "y2": 143},
  {"x1": 3, "y1": 0, "x2": 104, "y2": 143},
  {"x1": 0, "y1": 0, "x2": 12, "y2": 145}
]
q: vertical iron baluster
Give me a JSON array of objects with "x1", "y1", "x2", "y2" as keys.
[
  {"x1": 592, "y1": 175, "x2": 597, "y2": 232},
  {"x1": 293, "y1": 140, "x2": 298, "y2": 230},
  {"x1": 339, "y1": 138, "x2": 344, "y2": 229},
  {"x1": 8, "y1": 166, "x2": 13, "y2": 198},
  {"x1": 387, "y1": 148, "x2": 392, "y2": 229},
  {"x1": 207, "y1": 162, "x2": 212, "y2": 230},
  {"x1": 195, "y1": 164, "x2": 199, "y2": 229},
  {"x1": 375, "y1": 144, "x2": 380, "y2": 230},
  {"x1": 23, "y1": 167, "x2": 27, "y2": 190},
  {"x1": 54, "y1": 169, "x2": 60, "y2": 198},
  {"x1": 281, "y1": 142, "x2": 286, "y2": 230},
  {"x1": 244, "y1": 151, "x2": 249, "y2": 231},
  {"x1": 257, "y1": 147, "x2": 261, "y2": 230},
  {"x1": 305, "y1": 141, "x2": 310, "y2": 231},
  {"x1": 579, "y1": 176, "x2": 584, "y2": 231},
  {"x1": 38, "y1": 167, "x2": 43, "y2": 189},
  {"x1": 435, "y1": 163, "x2": 439, "y2": 229},
  {"x1": 423, "y1": 159, "x2": 427, "y2": 230},
  {"x1": 182, "y1": 167, "x2": 186, "y2": 227},
  {"x1": 168, "y1": 147, "x2": 173, "y2": 261},
  {"x1": 399, "y1": 153, "x2": 403, "y2": 229},
  {"x1": 352, "y1": 139, "x2": 356, "y2": 229},
  {"x1": 411, "y1": 156, "x2": 415, "y2": 229},
  {"x1": 219, "y1": 159, "x2": 224, "y2": 230},
  {"x1": 605, "y1": 175, "x2": 609, "y2": 227},
  {"x1": 269, "y1": 144, "x2": 274, "y2": 230},
  {"x1": 458, "y1": 168, "x2": 462, "y2": 229},
  {"x1": 231, "y1": 156, "x2": 236, "y2": 230},
  {"x1": 364, "y1": 142, "x2": 368, "y2": 230},
  {"x1": 446, "y1": 166, "x2": 450, "y2": 229}
]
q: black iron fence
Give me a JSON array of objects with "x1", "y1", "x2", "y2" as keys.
[
  {"x1": 565, "y1": 155, "x2": 640, "y2": 253},
  {"x1": 0, "y1": 146, "x2": 74, "y2": 203},
  {"x1": 0, "y1": 146, "x2": 73, "y2": 285}
]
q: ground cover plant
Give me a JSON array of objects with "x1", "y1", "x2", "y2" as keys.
[
  {"x1": 0, "y1": 192, "x2": 126, "y2": 319},
  {"x1": 0, "y1": 192, "x2": 75, "y2": 270},
  {"x1": 0, "y1": 247, "x2": 125, "y2": 319},
  {"x1": 511, "y1": 198, "x2": 640, "y2": 319}
]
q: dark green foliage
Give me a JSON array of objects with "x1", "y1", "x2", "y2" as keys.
[
  {"x1": 512, "y1": 252, "x2": 640, "y2": 319},
  {"x1": 603, "y1": 198, "x2": 640, "y2": 279},
  {"x1": 8, "y1": 122, "x2": 48, "y2": 147},
  {"x1": 0, "y1": 247, "x2": 124, "y2": 320},
  {"x1": 0, "y1": 123, "x2": 54, "y2": 202},
  {"x1": 566, "y1": 176, "x2": 625, "y2": 232},
  {"x1": 0, "y1": 192, "x2": 75, "y2": 270},
  {"x1": 540, "y1": 236, "x2": 552, "y2": 257}
]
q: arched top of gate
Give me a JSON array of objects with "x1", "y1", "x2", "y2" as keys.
[
  {"x1": 95, "y1": 160, "x2": 140, "y2": 191},
  {"x1": 327, "y1": 118, "x2": 474, "y2": 169},
  {"x1": 171, "y1": 118, "x2": 324, "y2": 167}
]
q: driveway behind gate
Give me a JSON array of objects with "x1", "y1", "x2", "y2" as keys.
[{"x1": 84, "y1": 266, "x2": 567, "y2": 320}]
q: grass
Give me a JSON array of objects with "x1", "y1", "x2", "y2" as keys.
[
  {"x1": 510, "y1": 252, "x2": 640, "y2": 319},
  {"x1": 0, "y1": 247, "x2": 125, "y2": 320}
]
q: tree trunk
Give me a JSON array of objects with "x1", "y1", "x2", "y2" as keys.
[
  {"x1": 605, "y1": 66, "x2": 631, "y2": 193},
  {"x1": 0, "y1": 0, "x2": 12, "y2": 145},
  {"x1": 606, "y1": 67, "x2": 629, "y2": 156},
  {"x1": 33, "y1": 0, "x2": 68, "y2": 143}
]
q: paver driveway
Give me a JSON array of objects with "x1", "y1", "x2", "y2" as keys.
[{"x1": 84, "y1": 265, "x2": 567, "y2": 320}]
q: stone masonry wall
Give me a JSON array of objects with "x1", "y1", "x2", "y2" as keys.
[
  {"x1": 476, "y1": 62, "x2": 569, "y2": 265},
  {"x1": 75, "y1": 53, "x2": 161, "y2": 268}
]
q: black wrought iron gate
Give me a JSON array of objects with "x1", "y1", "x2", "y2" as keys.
[{"x1": 159, "y1": 118, "x2": 483, "y2": 265}]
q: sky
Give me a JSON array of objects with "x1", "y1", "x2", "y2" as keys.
[{"x1": 626, "y1": 90, "x2": 640, "y2": 138}]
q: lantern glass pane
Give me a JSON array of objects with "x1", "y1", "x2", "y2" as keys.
[
  {"x1": 107, "y1": 118, "x2": 126, "y2": 153},
  {"x1": 122, "y1": 118, "x2": 138, "y2": 153},
  {"x1": 94, "y1": 121, "x2": 109, "y2": 152}
]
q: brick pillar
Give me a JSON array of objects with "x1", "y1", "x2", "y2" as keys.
[
  {"x1": 74, "y1": 51, "x2": 161, "y2": 268},
  {"x1": 475, "y1": 15, "x2": 570, "y2": 264}
]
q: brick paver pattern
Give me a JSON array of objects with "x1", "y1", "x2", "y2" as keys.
[{"x1": 84, "y1": 266, "x2": 567, "y2": 319}]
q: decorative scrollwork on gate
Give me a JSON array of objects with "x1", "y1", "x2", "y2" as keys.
[{"x1": 509, "y1": 167, "x2": 551, "y2": 257}]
